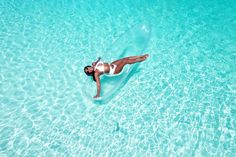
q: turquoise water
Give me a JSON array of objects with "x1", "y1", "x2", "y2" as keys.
[{"x1": 0, "y1": 0, "x2": 235, "y2": 156}]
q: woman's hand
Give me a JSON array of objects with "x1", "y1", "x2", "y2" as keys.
[{"x1": 93, "y1": 95, "x2": 100, "y2": 98}]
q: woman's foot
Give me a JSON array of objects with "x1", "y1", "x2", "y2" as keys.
[
  {"x1": 139, "y1": 54, "x2": 149, "y2": 61},
  {"x1": 143, "y1": 54, "x2": 149, "y2": 58},
  {"x1": 140, "y1": 54, "x2": 149, "y2": 61}
]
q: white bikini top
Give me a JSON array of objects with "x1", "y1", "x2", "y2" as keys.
[{"x1": 94, "y1": 60, "x2": 105, "y2": 72}]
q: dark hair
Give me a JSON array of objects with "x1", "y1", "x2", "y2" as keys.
[{"x1": 84, "y1": 66, "x2": 96, "y2": 81}]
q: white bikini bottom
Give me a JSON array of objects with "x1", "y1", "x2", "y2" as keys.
[{"x1": 109, "y1": 64, "x2": 117, "y2": 75}]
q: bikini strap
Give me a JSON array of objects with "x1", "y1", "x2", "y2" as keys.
[{"x1": 94, "y1": 60, "x2": 104, "y2": 70}]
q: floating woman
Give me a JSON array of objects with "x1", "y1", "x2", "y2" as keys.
[{"x1": 84, "y1": 54, "x2": 149, "y2": 98}]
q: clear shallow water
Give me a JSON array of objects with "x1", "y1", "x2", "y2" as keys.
[{"x1": 0, "y1": 0, "x2": 235, "y2": 156}]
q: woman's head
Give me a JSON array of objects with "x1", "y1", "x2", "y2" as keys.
[
  {"x1": 84, "y1": 65, "x2": 96, "y2": 81},
  {"x1": 84, "y1": 66, "x2": 93, "y2": 76}
]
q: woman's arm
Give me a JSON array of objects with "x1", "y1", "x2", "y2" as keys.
[
  {"x1": 94, "y1": 73, "x2": 101, "y2": 98},
  {"x1": 92, "y1": 57, "x2": 101, "y2": 66}
]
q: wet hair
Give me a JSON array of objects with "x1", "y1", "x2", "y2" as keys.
[{"x1": 84, "y1": 66, "x2": 96, "y2": 81}]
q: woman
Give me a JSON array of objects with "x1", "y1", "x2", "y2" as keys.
[{"x1": 84, "y1": 54, "x2": 149, "y2": 98}]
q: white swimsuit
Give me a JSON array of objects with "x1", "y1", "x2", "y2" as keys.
[
  {"x1": 94, "y1": 60, "x2": 117, "y2": 75},
  {"x1": 109, "y1": 64, "x2": 117, "y2": 75},
  {"x1": 94, "y1": 61, "x2": 105, "y2": 72}
]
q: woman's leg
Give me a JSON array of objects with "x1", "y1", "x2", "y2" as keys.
[
  {"x1": 124, "y1": 54, "x2": 149, "y2": 60},
  {"x1": 110, "y1": 54, "x2": 148, "y2": 74},
  {"x1": 111, "y1": 54, "x2": 148, "y2": 65}
]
